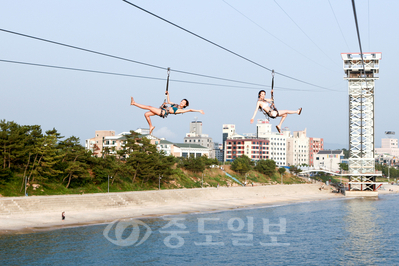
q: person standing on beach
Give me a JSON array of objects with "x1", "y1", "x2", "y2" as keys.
[{"x1": 62, "y1": 211, "x2": 65, "y2": 221}]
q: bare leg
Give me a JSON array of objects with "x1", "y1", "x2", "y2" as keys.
[
  {"x1": 131, "y1": 97, "x2": 162, "y2": 134},
  {"x1": 144, "y1": 112, "x2": 157, "y2": 134},
  {"x1": 276, "y1": 109, "x2": 301, "y2": 129},
  {"x1": 131, "y1": 97, "x2": 162, "y2": 116}
]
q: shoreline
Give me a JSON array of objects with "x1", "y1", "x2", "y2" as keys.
[{"x1": 1, "y1": 183, "x2": 398, "y2": 236}]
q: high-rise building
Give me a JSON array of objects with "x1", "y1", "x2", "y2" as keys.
[
  {"x1": 184, "y1": 120, "x2": 214, "y2": 158},
  {"x1": 189, "y1": 120, "x2": 202, "y2": 136},
  {"x1": 309, "y1": 137, "x2": 324, "y2": 166},
  {"x1": 222, "y1": 124, "x2": 236, "y2": 161},
  {"x1": 286, "y1": 129, "x2": 309, "y2": 166}
]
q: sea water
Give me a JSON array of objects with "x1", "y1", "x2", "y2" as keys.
[{"x1": 1, "y1": 194, "x2": 399, "y2": 265}]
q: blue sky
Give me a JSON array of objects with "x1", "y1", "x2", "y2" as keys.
[{"x1": 1, "y1": 0, "x2": 398, "y2": 149}]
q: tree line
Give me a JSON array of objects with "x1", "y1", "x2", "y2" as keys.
[
  {"x1": 228, "y1": 154, "x2": 301, "y2": 177},
  {"x1": 0, "y1": 120, "x2": 220, "y2": 194}
]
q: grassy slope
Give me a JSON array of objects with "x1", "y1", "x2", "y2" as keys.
[{"x1": 0, "y1": 166, "x2": 306, "y2": 197}]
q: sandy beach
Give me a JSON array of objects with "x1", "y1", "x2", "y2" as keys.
[{"x1": 1, "y1": 183, "x2": 398, "y2": 235}]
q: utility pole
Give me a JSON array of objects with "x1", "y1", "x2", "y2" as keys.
[
  {"x1": 108, "y1": 176, "x2": 112, "y2": 193},
  {"x1": 159, "y1": 175, "x2": 162, "y2": 190},
  {"x1": 202, "y1": 173, "x2": 203, "y2": 188},
  {"x1": 24, "y1": 176, "x2": 28, "y2": 196}
]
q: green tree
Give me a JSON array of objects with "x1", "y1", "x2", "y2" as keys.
[
  {"x1": 289, "y1": 165, "x2": 302, "y2": 176},
  {"x1": 341, "y1": 148, "x2": 349, "y2": 159},
  {"x1": 255, "y1": 159, "x2": 276, "y2": 177},
  {"x1": 125, "y1": 131, "x2": 175, "y2": 184},
  {"x1": 27, "y1": 133, "x2": 63, "y2": 183},
  {"x1": 231, "y1": 155, "x2": 252, "y2": 174},
  {"x1": 179, "y1": 155, "x2": 205, "y2": 173},
  {"x1": 339, "y1": 163, "x2": 348, "y2": 171},
  {"x1": 58, "y1": 136, "x2": 90, "y2": 188}
]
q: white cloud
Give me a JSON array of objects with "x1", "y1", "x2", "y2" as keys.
[{"x1": 153, "y1": 127, "x2": 177, "y2": 140}]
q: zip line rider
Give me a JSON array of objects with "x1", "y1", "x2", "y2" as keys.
[
  {"x1": 250, "y1": 89, "x2": 302, "y2": 133},
  {"x1": 131, "y1": 91, "x2": 204, "y2": 135}
]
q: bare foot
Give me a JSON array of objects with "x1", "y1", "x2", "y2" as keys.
[
  {"x1": 130, "y1": 97, "x2": 135, "y2": 105},
  {"x1": 200, "y1": 110, "x2": 205, "y2": 115},
  {"x1": 149, "y1": 126, "x2": 155, "y2": 135}
]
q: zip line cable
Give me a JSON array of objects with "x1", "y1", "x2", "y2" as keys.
[
  {"x1": 351, "y1": 0, "x2": 369, "y2": 158},
  {"x1": 328, "y1": 0, "x2": 351, "y2": 52},
  {"x1": 368, "y1": 0, "x2": 370, "y2": 52},
  {"x1": 0, "y1": 27, "x2": 337, "y2": 92},
  {"x1": 122, "y1": 0, "x2": 333, "y2": 91},
  {"x1": 273, "y1": 0, "x2": 339, "y2": 67},
  {"x1": 222, "y1": 0, "x2": 339, "y2": 74},
  {"x1": 351, "y1": 0, "x2": 367, "y2": 76},
  {"x1": 0, "y1": 59, "x2": 318, "y2": 91},
  {"x1": 0, "y1": 28, "x2": 265, "y2": 88}
]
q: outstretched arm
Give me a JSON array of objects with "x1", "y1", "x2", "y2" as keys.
[
  {"x1": 177, "y1": 109, "x2": 204, "y2": 115},
  {"x1": 250, "y1": 101, "x2": 261, "y2": 123},
  {"x1": 166, "y1": 91, "x2": 174, "y2": 105}
]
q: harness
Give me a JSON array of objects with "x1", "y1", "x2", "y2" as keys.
[
  {"x1": 261, "y1": 70, "x2": 279, "y2": 120},
  {"x1": 160, "y1": 104, "x2": 179, "y2": 118}
]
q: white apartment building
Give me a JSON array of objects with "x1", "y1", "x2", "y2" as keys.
[
  {"x1": 222, "y1": 120, "x2": 320, "y2": 167},
  {"x1": 375, "y1": 138, "x2": 399, "y2": 157},
  {"x1": 313, "y1": 150, "x2": 344, "y2": 172},
  {"x1": 157, "y1": 140, "x2": 210, "y2": 158},
  {"x1": 223, "y1": 120, "x2": 287, "y2": 165},
  {"x1": 286, "y1": 129, "x2": 309, "y2": 166},
  {"x1": 256, "y1": 120, "x2": 287, "y2": 166},
  {"x1": 174, "y1": 143, "x2": 210, "y2": 158}
]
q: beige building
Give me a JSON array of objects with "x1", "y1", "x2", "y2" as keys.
[
  {"x1": 184, "y1": 120, "x2": 215, "y2": 158},
  {"x1": 85, "y1": 129, "x2": 159, "y2": 157},
  {"x1": 85, "y1": 130, "x2": 116, "y2": 157},
  {"x1": 286, "y1": 129, "x2": 309, "y2": 166}
]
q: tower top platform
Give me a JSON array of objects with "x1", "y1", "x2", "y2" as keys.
[{"x1": 340, "y1": 52, "x2": 382, "y2": 60}]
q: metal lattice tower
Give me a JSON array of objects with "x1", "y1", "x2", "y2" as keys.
[{"x1": 341, "y1": 52, "x2": 382, "y2": 191}]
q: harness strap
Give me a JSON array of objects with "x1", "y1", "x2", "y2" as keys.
[
  {"x1": 160, "y1": 67, "x2": 171, "y2": 110},
  {"x1": 261, "y1": 70, "x2": 279, "y2": 120}
]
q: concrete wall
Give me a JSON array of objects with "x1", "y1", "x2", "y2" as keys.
[{"x1": 0, "y1": 185, "x2": 322, "y2": 216}]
